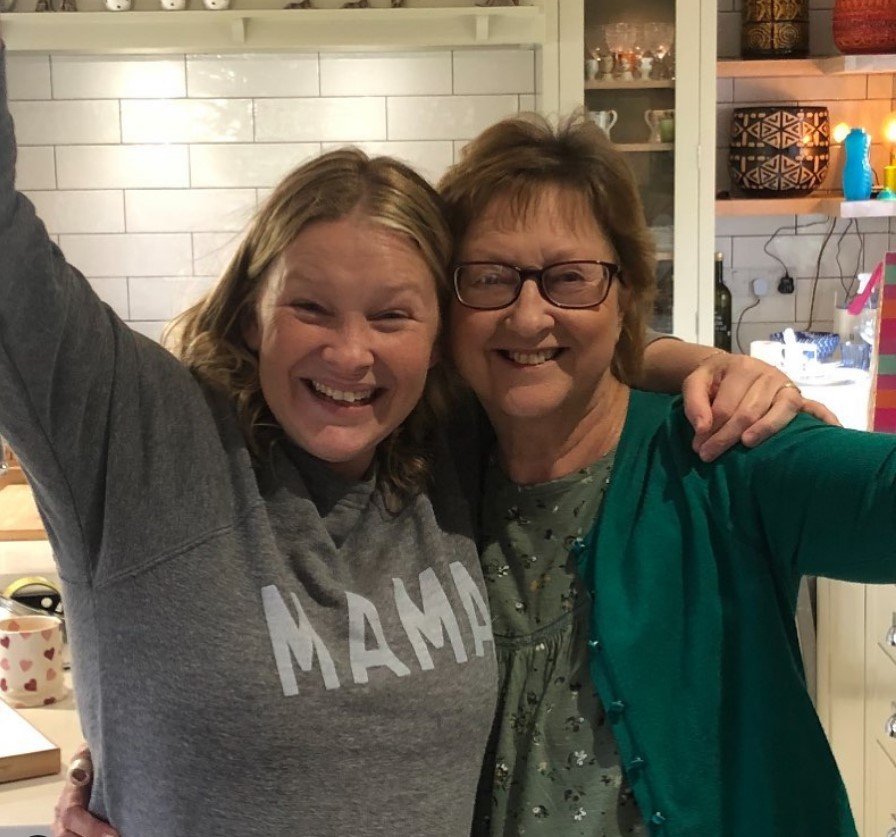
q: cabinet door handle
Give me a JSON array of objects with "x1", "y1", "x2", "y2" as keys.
[
  {"x1": 887, "y1": 714, "x2": 896, "y2": 738},
  {"x1": 887, "y1": 624, "x2": 896, "y2": 647}
]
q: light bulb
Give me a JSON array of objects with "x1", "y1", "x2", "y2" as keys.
[
  {"x1": 884, "y1": 112, "x2": 896, "y2": 164},
  {"x1": 832, "y1": 122, "x2": 851, "y2": 144}
]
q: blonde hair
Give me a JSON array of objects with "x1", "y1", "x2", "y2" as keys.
[
  {"x1": 164, "y1": 148, "x2": 455, "y2": 508},
  {"x1": 437, "y1": 110, "x2": 656, "y2": 384}
]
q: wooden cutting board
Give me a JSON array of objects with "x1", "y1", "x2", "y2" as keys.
[{"x1": 0, "y1": 484, "x2": 47, "y2": 541}]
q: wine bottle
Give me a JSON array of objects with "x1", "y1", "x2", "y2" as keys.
[{"x1": 714, "y1": 252, "x2": 732, "y2": 352}]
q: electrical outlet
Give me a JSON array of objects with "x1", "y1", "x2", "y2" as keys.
[
  {"x1": 729, "y1": 268, "x2": 779, "y2": 297},
  {"x1": 751, "y1": 277, "x2": 770, "y2": 297}
]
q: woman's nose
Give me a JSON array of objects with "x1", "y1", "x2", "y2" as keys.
[
  {"x1": 320, "y1": 321, "x2": 375, "y2": 373},
  {"x1": 504, "y1": 279, "x2": 554, "y2": 336}
]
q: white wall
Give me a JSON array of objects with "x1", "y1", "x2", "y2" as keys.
[
  {"x1": 715, "y1": 0, "x2": 896, "y2": 352},
  {"x1": 8, "y1": 48, "x2": 537, "y2": 341}
]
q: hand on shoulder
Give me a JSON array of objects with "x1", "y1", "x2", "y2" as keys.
[{"x1": 682, "y1": 351, "x2": 840, "y2": 462}]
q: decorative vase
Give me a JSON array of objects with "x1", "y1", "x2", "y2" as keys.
[
  {"x1": 741, "y1": 0, "x2": 810, "y2": 59},
  {"x1": 842, "y1": 128, "x2": 873, "y2": 200},
  {"x1": 729, "y1": 105, "x2": 830, "y2": 197},
  {"x1": 832, "y1": 0, "x2": 896, "y2": 55}
]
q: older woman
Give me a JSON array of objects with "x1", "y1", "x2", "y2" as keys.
[{"x1": 438, "y1": 112, "x2": 896, "y2": 837}]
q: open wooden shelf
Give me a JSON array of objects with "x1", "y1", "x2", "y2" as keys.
[
  {"x1": 718, "y1": 53, "x2": 896, "y2": 78},
  {"x1": 716, "y1": 195, "x2": 896, "y2": 217},
  {"x1": 584, "y1": 79, "x2": 674, "y2": 90},
  {"x1": 1, "y1": 0, "x2": 550, "y2": 53},
  {"x1": 615, "y1": 142, "x2": 673, "y2": 152}
]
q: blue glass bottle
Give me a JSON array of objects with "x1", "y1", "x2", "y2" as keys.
[{"x1": 842, "y1": 127, "x2": 873, "y2": 201}]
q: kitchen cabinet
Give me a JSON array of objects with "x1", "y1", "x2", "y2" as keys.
[{"x1": 557, "y1": 0, "x2": 717, "y2": 343}]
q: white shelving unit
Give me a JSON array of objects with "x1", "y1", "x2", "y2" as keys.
[{"x1": 1, "y1": 1, "x2": 550, "y2": 53}]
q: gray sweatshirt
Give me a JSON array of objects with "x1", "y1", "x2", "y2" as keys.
[{"x1": 0, "y1": 49, "x2": 497, "y2": 836}]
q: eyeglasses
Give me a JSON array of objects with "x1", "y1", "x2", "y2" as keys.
[{"x1": 453, "y1": 260, "x2": 621, "y2": 310}]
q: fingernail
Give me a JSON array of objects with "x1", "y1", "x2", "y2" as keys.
[{"x1": 69, "y1": 767, "x2": 90, "y2": 786}]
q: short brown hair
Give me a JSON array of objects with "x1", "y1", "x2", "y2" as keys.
[
  {"x1": 165, "y1": 148, "x2": 455, "y2": 508},
  {"x1": 437, "y1": 110, "x2": 656, "y2": 384}
]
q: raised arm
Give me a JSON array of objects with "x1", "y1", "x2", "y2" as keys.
[{"x1": 639, "y1": 337, "x2": 839, "y2": 462}]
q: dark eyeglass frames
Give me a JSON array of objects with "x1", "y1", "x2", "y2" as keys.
[{"x1": 452, "y1": 260, "x2": 622, "y2": 310}]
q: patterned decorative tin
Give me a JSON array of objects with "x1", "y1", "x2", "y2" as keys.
[
  {"x1": 741, "y1": 0, "x2": 809, "y2": 58},
  {"x1": 729, "y1": 105, "x2": 830, "y2": 198},
  {"x1": 832, "y1": 0, "x2": 896, "y2": 55}
]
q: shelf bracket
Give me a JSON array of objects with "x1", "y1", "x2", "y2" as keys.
[
  {"x1": 231, "y1": 17, "x2": 248, "y2": 45},
  {"x1": 475, "y1": 14, "x2": 490, "y2": 43}
]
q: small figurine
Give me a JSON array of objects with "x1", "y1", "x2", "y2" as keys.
[
  {"x1": 475, "y1": 0, "x2": 518, "y2": 6},
  {"x1": 285, "y1": 0, "x2": 312, "y2": 8},
  {"x1": 202, "y1": 0, "x2": 230, "y2": 9},
  {"x1": 34, "y1": 0, "x2": 51, "y2": 10},
  {"x1": 104, "y1": 0, "x2": 132, "y2": 11},
  {"x1": 340, "y1": 0, "x2": 369, "y2": 8},
  {"x1": 391, "y1": 0, "x2": 404, "y2": 6},
  {"x1": 57, "y1": 0, "x2": 77, "y2": 10},
  {"x1": 159, "y1": 0, "x2": 186, "y2": 10}
]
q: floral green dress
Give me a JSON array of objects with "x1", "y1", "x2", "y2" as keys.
[{"x1": 472, "y1": 451, "x2": 646, "y2": 837}]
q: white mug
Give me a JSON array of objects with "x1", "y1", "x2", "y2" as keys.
[
  {"x1": 644, "y1": 108, "x2": 674, "y2": 143},
  {"x1": 0, "y1": 615, "x2": 66, "y2": 708},
  {"x1": 588, "y1": 109, "x2": 618, "y2": 138},
  {"x1": 749, "y1": 340, "x2": 784, "y2": 367}
]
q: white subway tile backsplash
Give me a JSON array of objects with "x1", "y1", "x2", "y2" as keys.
[
  {"x1": 15, "y1": 147, "x2": 56, "y2": 191},
  {"x1": 321, "y1": 140, "x2": 454, "y2": 186},
  {"x1": 8, "y1": 100, "x2": 121, "y2": 145},
  {"x1": 121, "y1": 99, "x2": 254, "y2": 144},
  {"x1": 6, "y1": 56, "x2": 52, "y2": 101},
  {"x1": 125, "y1": 189, "x2": 257, "y2": 233},
  {"x1": 58, "y1": 233, "x2": 194, "y2": 278},
  {"x1": 255, "y1": 97, "x2": 387, "y2": 142},
  {"x1": 796, "y1": 276, "x2": 857, "y2": 322},
  {"x1": 452, "y1": 49, "x2": 535, "y2": 95},
  {"x1": 320, "y1": 52, "x2": 451, "y2": 97},
  {"x1": 128, "y1": 321, "x2": 167, "y2": 343},
  {"x1": 193, "y1": 232, "x2": 243, "y2": 278},
  {"x1": 716, "y1": 215, "x2": 796, "y2": 237},
  {"x1": 190, "y1": 143, "x2": 321, "y2": 188},
  {"x1": 734, "y1": 75, "x2": 867, "y2": 103},
  {"x1": 56, "y1": 145, "x2": 191, "y2": 190},
  {"x1": 129, "y1": 276, "x2": 217, "y2": 320},
  {"x1": 387, "y1": 95, "x2": 519, "y2": 140},
  {"x1": 51, "y1": 57, "x2": 186, "y2": 100},
  {"x1": 187, "y1": 54, "x2": 320, "y2": 98},
  {"x1": 87, "y1": 277, "x2": 130, "y2": 320},
  {"x1": 868, "y1": 75, "x2": 893, "y2": 101},
  {"x1": 24, "y1": 190, "x2": 125, "y2": 235},
  {"x1": 717, "y1": 11, "x2": 741, "y2": 59},
  {"x1": 717, "y1": 79, "x2": 734, "y2": 105}
]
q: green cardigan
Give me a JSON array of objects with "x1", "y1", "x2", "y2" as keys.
[{"x1": 576, "y1": 389, "x2": 896, "y2": 837}]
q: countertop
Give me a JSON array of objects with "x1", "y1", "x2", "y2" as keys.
[{"x1": 0, "y1": 675, "x2": 83, "y2": 836}]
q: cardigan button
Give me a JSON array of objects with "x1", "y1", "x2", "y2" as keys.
[
  {"x1": 571, "y1": 537, "x2": 585, "y2": 555},
  {"x1": 608, "y1": 699, "x2": 626, "y2": 719},
  {"x1": 587, "y1": 638, "x2": 601, "y2": 651},
  {"x1": 649, "y1": 811, "x2": 667, "y2": 826}
]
